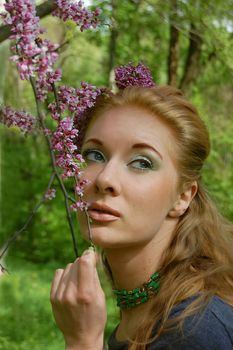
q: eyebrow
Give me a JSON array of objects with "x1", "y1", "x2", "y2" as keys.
[
  {"x1": 84, "y1": 138, "x2": 163, "y2": 160},
  {"x1": 84, "y1": 138, "x2": 102, "y2": 146},
  {"x1": 132, "y1": 143, "x2": 163, "y2": 160}
]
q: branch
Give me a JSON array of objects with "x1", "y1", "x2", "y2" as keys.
[
  {"x1": 51, "y1": 86, "x2": 93, "y2": 249},
  {"x1": 0, "y1": 172, "x2": 56, "y2": 272},
  {"x1": 29, "y1": 76, "x2": 79, "y2": 258},
  {"x1": 0, "y1": 0, "x2": 57, "y2": 44}
]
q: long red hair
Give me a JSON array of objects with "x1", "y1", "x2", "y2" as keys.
[{"x1": 82, "y1": 86, "x2": 233, "y2": 349}]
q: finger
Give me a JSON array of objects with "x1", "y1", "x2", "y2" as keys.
[
  {"x1": 56, "y1": 263, "x2": 73, "y2": 300},
  {"x1": 94, "y1": 264, "x2": 101, "y2": 285},
  {"x1": 62, "y1": 259, "x2": 81, "y2": 303},
  {"x1": 76, "y1": 250, "x2": 98, "y2": 301},
  {"x1": 50, "y1": 268, "x2": 64, "y2": 301}
]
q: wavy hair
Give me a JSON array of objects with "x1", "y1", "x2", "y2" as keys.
[{"x1": 80, "y1": 86, "x2": 233, "y2": 349}]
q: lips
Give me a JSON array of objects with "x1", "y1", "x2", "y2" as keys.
[{"x1": 88, "y1": 202, "x2": 121, "y2": 222}]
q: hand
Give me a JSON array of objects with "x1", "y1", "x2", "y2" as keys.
[{"x1": 50, "y1": 249, "x2": 107, "y2": 350}]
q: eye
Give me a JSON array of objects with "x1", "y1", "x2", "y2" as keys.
[
  {"x1": 82, "y1": 149, "x2": 105, "y2": 163},
  {"x1": 130, "y1": 156, "x2": 153, "y2": 170}
]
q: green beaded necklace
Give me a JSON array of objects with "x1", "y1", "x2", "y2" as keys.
[{"x1": 113, "y1": 272, "x2": 160, "y2": 309}]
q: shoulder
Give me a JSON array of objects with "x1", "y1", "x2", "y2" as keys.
[
  {"x1": 150, "y1": 296, "x2": 233, "y2": 350},
  {"x1": 107, "y1": 296, "x2": 233, "y2": 350}
]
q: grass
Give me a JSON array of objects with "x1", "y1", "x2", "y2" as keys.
[{"x1": 0, "y1": 256, "x2": 119, "y2": 350}]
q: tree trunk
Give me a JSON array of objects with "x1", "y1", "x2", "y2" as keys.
[
  {"x1": 179, "y1": 23, "x2": 203, "y2": 92},
  {"x1": 167, "y1": 0, "x2": 179, "y2": 87},
  {"x1": 107, "y1": 0, "x2": 118, "y2": 86},
  {"x1": 0, "y1": 0, "x2": 57, "y2": 44}
]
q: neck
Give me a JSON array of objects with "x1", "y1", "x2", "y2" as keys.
[
  {"x1": 104, "y1": 219, "x2": 178, "y2": 342},
  {"x1": 105, "y1": 222, "x2": 176, "y2": 286},
  {"x1": 104, "y1": 219, "x2": 177, "y2": 319},
  {"x1": 105, "y1": 243, "x2": 160, "y2": 290}
]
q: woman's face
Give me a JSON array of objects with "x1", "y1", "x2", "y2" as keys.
[{"x1": 77, "y1": 105, "x2": 180, "y2": 249}]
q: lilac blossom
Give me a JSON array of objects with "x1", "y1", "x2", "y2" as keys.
[
  {"x1": 49, "y1": 83, "x2": 108, "y2": 148},
  {"x1": 70, "y1": 200, "x2": 89, "y2": 212},
  {"x1": 52, "y1": 117, "x2": 85, "y2": 179},
  {"x1": 44, "y1": 188, "x2": 56, "y2": 200},
  {"x1": 1, "y1": 0, "x2": 101, "y2": 103},
  {"x1": 1, "y1": 0, "x2": 61, "y2": 101},
  {"x1": 50, "y1": 82, "x2": 106, "y2": 180},
  {"x1": 53, "y1": 0, "x2": 101, "y2": 32},
  {"x1": 114, "y1": 63, "x2": 155, "y2": 89},
  {"x1": 75, "y1": 179, "x2": 90, "y2": 197},
  {"x1": 1, "y1": 106, "x2": 35, "y2": 133},
  {"x1": 49, "y1": 82, "x2": 110, "y2": 197},
  {"x1": 57, "y1": 82, "x2": 104, "y2": 117},
  {"x1": 1, "y1": 0, "x2": 100, "y2": 205}
]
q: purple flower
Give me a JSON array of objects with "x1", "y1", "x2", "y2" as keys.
[
  {"x1": 51, "y1": 116, "x2": 84, "y2": 179},
  {"x1": 57, "y1": 83, "x2": 104, "y2": 117},
  {"x1": 1, "y1": 0, "x2": 61, "y2": 101},
  {"x1": 0, "y1": 1, "x2": 105, "y2": 211},
  {"x1": 46, "y1": 69, "x2": 62, "y2": 84},
  {"x1": 49, "y1": 81, "x2": 110, "y2": 187},
  {"x1": 53, "y1": 0, "x2": 101, "y2": 32},
  {"x1": 114, "y1": 63, "x2": 155, "y2": 89},
  {"x1": 70, "y1": 200, "x2": 88, "y2": 212},
  {"x1": 75, "y1": 179, "x2": 90, "y2": 197},
  {"x1": 0, "y1": 106, "x2": 35, "y2": 133},
  {"x1": 44, "y1": 188, "x2": 56, "y2": 200}
]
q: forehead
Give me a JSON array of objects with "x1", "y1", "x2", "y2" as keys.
[
  {"x1": 83, "y1": 106, "x2": 177, "y2": 158},
  {"x1": 83, "y1": 106, "x2": 179, "y2": 168}
]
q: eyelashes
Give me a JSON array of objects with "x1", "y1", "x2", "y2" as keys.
[
  {"x1": 82, "y1": 148, "x2": 157, "y2": 171},
  {"x1": 130, "y1": 156, "x2": 153, "y2": 170},
  {"x1": 82, "y1": 149, "x2": 105, "y2": 163}
]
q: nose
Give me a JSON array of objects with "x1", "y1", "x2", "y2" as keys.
[{"x1": 94, "y1": 160, "x2": 121, "y2": 196}]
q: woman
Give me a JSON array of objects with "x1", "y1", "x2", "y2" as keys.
[{"x1": 50, "y1": 65, "x2": 233, "y2": 350}]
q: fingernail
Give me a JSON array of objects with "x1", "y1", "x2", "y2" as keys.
[
  {"x1": 88, "y1": 245, "x2": 95, "y2": 251},
  {"x1": 82, "y1": 246, "x2": 95, "y2": 256}
]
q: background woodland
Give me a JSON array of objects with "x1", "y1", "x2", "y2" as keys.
[{"x1": 0, "y1": 0, "x2": 233, "y2": 349}]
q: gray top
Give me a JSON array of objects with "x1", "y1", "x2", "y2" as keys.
[{"x1": 108, "y1": 296, "x2": 233, "y2": 349}]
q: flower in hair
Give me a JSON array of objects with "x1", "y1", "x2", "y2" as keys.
[{"x1": 114, "y1": 63, "x2": 155, "y2": 89}]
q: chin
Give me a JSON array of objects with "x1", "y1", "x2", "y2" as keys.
[
  {"x1": 82, "y1": 227, "x2": 120, "y2": 249},
  {"x1": 90, "y1": 233, "x2": 139, "y2": 251},
  {"x1": 90, "y1": 234, "x2": 116, "y2": 249}
]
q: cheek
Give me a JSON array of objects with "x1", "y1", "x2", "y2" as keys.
[
  {"x1": 130, "y1": 177, "x2": 177, "y2": 215},
  {"x1": 78, "y1": 169, "x2": 96, "y2": 199},
  {"x1": 80, "y1": 165, "x2": 99, "y2": 189}
]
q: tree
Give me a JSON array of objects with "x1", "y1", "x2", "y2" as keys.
[
  {"x1": 167, "y1": 0, "x2": 179, "y2": 86},
  {"x1": 0, "y1": 0, "x2": 103, "y2": 268},
  {"x1": 0, "y1": 0, "x2": 57, "y2": 43}
]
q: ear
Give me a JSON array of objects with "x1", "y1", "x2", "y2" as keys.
[{"x1": 168, "y1": 181, "x2": 198, "y2": 218}]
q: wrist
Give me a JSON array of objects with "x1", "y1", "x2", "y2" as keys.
[
  {"x1": 66, "y1": 348, "x2": 103, "y2": 350},
  {"x1": 65, "y1": 346, "x2": 103, "y2": 350},
  {"x1": 65, "y1": 337, "x2": 104, "y2": 350}
]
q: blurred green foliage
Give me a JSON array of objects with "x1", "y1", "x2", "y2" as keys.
[
  {"x1": 0, "y1": 0, "x2": 233, "y2": 348},
  {"x1": 0, "y1": 256, "x2": 119, "y2": 349}
]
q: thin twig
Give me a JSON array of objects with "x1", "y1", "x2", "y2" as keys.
[
  {"x1": 0, "y1": 172, "x2": 56, "y2": 270},
  {"x1": 51, "y1": 82, "x2": 61, "y2": 121},
  {"x1": 0, "y1": 200, "x2": 43, "y2": 261},
  {"x1": 68, "y1": 195, "x2": 76, "y2": 203},
  {"x1": 74, "y1": 175, "x2": 93, "y2": 247},
  {"x1": 0, "y1": 264, "x2": 9, "y2": 275}
]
